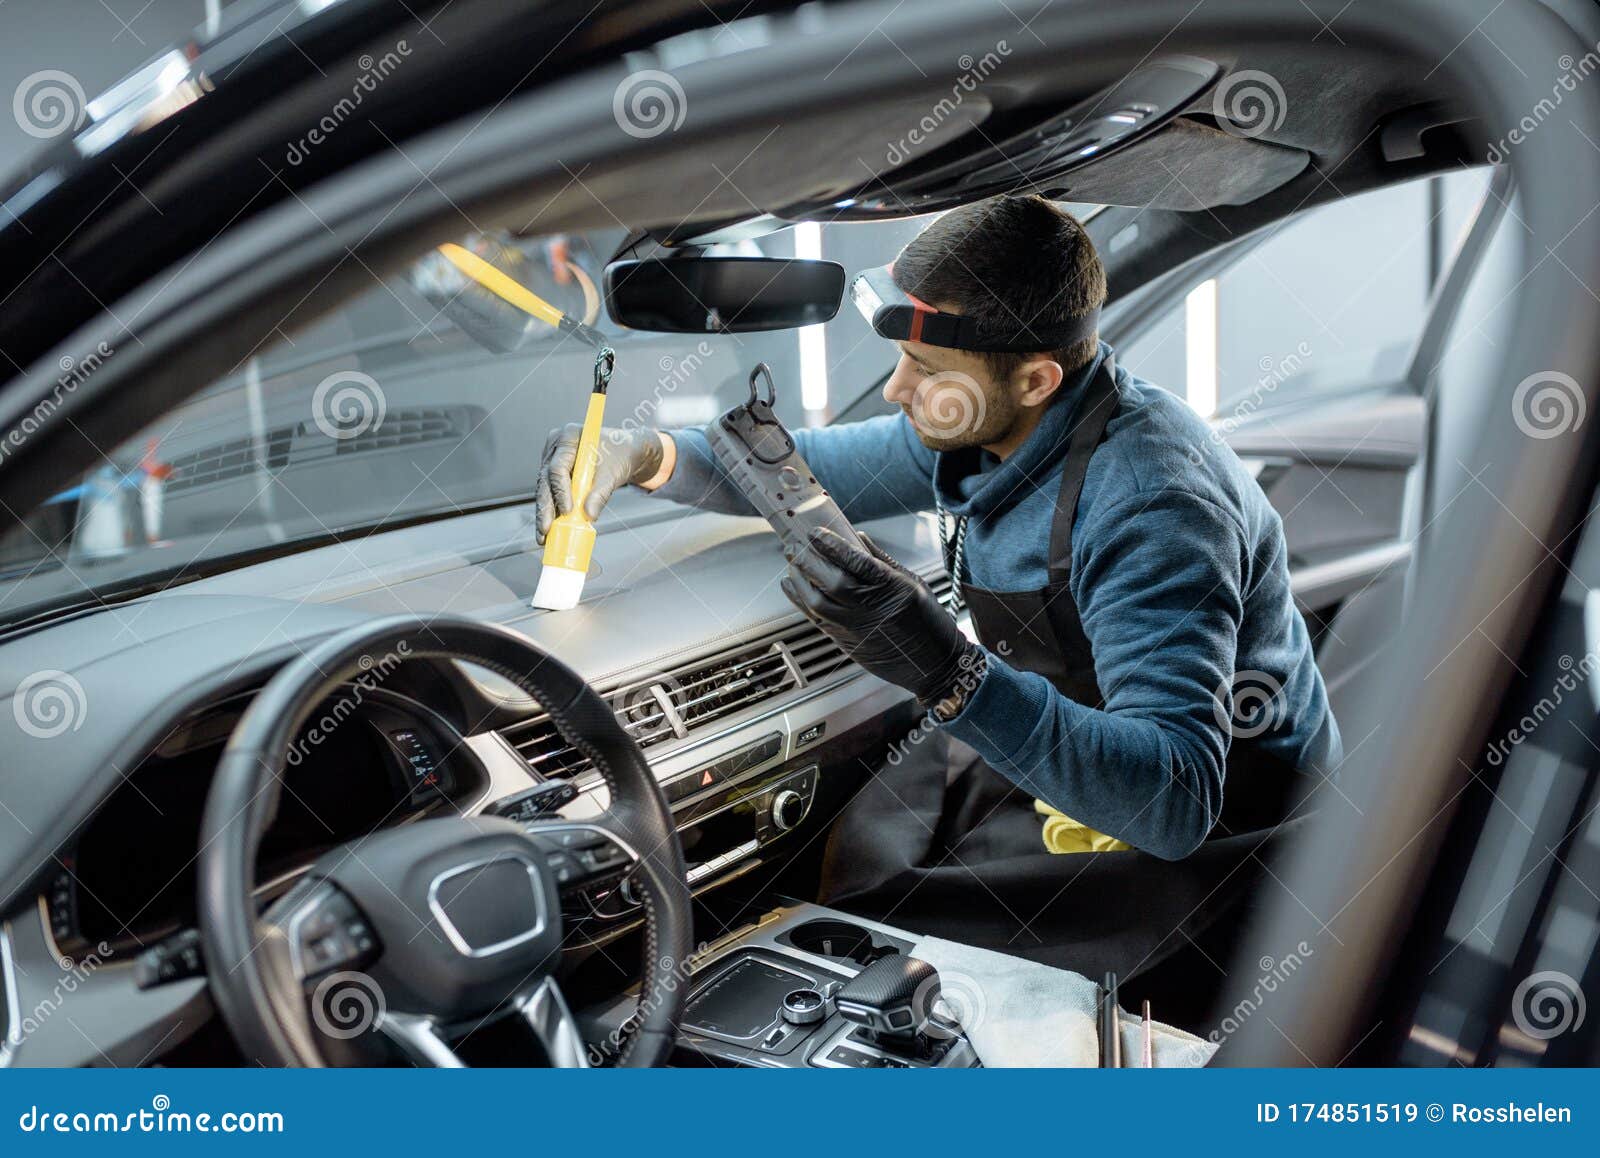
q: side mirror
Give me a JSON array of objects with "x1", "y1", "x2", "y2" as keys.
[{"x1": 603, "y1": 257, "x2": 846, "y2": 333}]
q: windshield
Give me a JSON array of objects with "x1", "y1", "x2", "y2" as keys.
[
  {"x1": 0, "y1": 218, "x2": 935, "y2": 622},
  {"x1": 0, "y1": 201, "x2": 1102, "y2": 624}
]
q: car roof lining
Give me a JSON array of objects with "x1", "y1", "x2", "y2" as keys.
[
  {"x1": 645, "y1": 34, "x2": 1471, "y2": 236},
  {"x1": 1045, "y1": 116, "x2": 1312, "y2": 211},
  {"x1": 589, "y1": 34, "x2": 1481, "y2": 291}
]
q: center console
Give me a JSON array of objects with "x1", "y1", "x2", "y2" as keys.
[
  {"x1": 526, "y1": 742, "x2": 824, "y2": 925},
  {"x1": 581, "y1": 904, "x2": 979, "y2": 1068}
]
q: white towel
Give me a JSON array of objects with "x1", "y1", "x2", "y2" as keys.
[{"x1": 910, "y1": 935, "x2": 1217, "y2": 1068}]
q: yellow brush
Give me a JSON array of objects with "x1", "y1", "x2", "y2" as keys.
[
  {"x1": 434, "y1": 243, "x2": 611, "y2": 611},
  {"x1": 437, "y1": 243, "x2": 566, "y2": 329},
  {"x1": 532, "y1": 353, "x2": 612, "y2": 610}
]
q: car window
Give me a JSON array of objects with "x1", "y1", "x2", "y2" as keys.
[
  {"x1": 0, "y1": 217, "x2": 929, "y2": 618},
  {"x1": 1120, "y1": 169, "x2": 1493, "y2": 417}
]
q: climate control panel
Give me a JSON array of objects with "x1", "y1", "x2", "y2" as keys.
[{"x1": 564, "y1": 761, "x2": 819, "y2": 925}]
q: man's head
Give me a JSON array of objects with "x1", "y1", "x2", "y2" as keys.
[{"x1": 879, "y1": 195, "x2": 1106, "y2": 453}]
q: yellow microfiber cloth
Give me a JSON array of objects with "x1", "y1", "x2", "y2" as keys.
[{"x1": 1034, "y1": 799, "x2": 1131, "y2": 854}]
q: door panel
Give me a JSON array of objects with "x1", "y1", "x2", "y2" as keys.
[
  {"x1": 1227, "y1": 389, "x2": 1421, "y2": 717},
  {"x1": 1227, "y1": 384, "x2": 1423, "y2": 623},
  {"x1": 1111, "y1": 170, "x2": 1497, "y2": 724}
]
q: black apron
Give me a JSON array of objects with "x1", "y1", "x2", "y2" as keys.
[{"x1": 818, "y1": 356, "x2": 1305, "y2": 981}]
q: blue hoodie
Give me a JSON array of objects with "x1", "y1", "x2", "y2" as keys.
[{"x1": 652, "y1": 342, "x2": 1341, "y2": 859}]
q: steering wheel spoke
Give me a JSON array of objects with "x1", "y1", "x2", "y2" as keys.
[
  {"x1": 518, "y1": 976, "x2": 590, "y2": 1067},
  {"x1": 379, "y1": 1011, "x2": 468, "y2": 1068},
  {"x1": 375, "y1": 976, "x2": 587, "y2": 1068},
  {"x1": 263, "y1": 876, "x2": 382, "y2": 987}
]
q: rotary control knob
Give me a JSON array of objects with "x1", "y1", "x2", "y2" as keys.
[
  {"x1": 770, "y1": 788, "x2": 807, "y2": 832},
  {"x1": 781, "y1": 988, "x2": 827, "y2": 1026}
]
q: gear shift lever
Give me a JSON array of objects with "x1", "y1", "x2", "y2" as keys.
[{"x1": 833, "y1": 954, "x2": 939, "y2": 1044}]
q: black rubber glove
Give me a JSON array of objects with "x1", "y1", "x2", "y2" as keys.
[
  {"x1": 535, "y1": 425, "x2": 665, "y2": 542},
  {"x1": 780, "y1": 528, "x2": 983, "y2": 708}
]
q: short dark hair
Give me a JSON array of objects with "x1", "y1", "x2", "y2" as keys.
[{"x1": 891, "y1": 195, "x2": 1106, "y2": 378}]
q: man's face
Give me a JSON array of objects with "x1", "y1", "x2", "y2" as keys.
[{"x1": 881, "y1": 338, "x2": 1019, "y2": 451}]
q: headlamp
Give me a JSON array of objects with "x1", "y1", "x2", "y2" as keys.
[{"x1": 850, "y1": 263, "x2": 1100, "y2": 354}]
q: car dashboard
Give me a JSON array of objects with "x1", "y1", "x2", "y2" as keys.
[
  {"x1": 48, "y1": 686, "x2": 485, "y2": 959},
  {"x1": 0, "y1": 501, "x2": 947, "y2": 1066}
]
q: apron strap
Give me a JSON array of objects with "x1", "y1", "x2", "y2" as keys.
[
  {"x1": 1046, "y1": 353, "x2": 1121, "y2": 584},
  {"x1": 936, "y1": 501, "x2": 969, "y2": 613}
]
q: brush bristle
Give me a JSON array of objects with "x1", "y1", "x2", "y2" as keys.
[{"x1": 531, "y1": 564, "x2": 587, "y2": 610}]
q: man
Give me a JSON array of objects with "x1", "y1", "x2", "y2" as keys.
[{"x1": 537, "y1": 196, "x2": 1340, "y2": 975}]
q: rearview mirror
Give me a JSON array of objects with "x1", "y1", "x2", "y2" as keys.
[{"x1": 604, "y1": 257, "x2": 846, "y2": 333}]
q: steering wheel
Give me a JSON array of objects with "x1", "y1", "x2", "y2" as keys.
[{"x1": 196, "y1": 616, "x2": 692, "y2": 1067}]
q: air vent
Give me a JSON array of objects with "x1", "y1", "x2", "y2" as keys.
[
  {"x1": 165, "y1": 406, "x2": 473, "y2": 493},
  {"x1": 331, "y1": 408, "x2": 461, "y2": 456},
  {"x1": 610, "y1": 679, "x2": 677, "y2": 745},
  {"x1": 165, "y1": 427, "x2": 295, "y2": 492},
  {"x1": 500, "y1": 674, "x2": 693, "y2": 781},
  {"x1": 501, "y1": 717, "x2": 590, "y2": 779},
  {"x1": 499, "y1": 570, "x2": 955, "y2": 780},
  {"x1": 780, "y1": 620, "x2": 851, "y2": 686},
  {"x1": 664, "y1": 639, "x2": 800, "y2": 731}
]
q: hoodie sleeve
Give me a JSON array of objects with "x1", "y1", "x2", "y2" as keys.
[
  {"x1": 941, "y1": 488, "x2": 1248, "y2": 860},
  {"x1": 648, "y1": 412, "x2": 937, "y2": 521}
]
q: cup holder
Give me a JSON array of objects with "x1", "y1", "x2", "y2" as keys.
[{"x1": 780, "y1": 918, "x2": 910, "y2": 966}]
